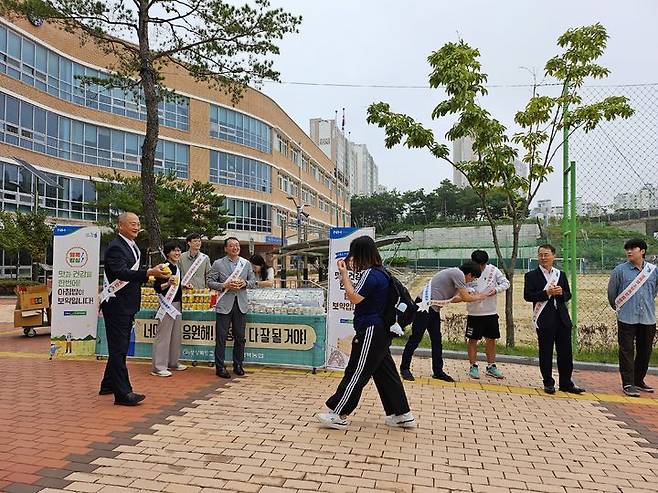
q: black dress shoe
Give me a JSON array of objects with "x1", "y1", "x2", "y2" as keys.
[
  {"x1": 544, "y1": 385, "x2": 556, "y2": 395},
  {"x1": 233, "y1": 365, "x2": 245, "y2": 376},
  {"x1": 400, "y1": 368, "x2": 415, "y2": 381},
  {"x1": 98, "y1": 387, "x2": 113, "y2": 395},
  {"x1": 114, "y1": 392, "x2": 145, "y2": 406},
  {"x1": 216, "y1": 366, "x2": 230, "y2": 379},
  {"x1": 432, "y1": 372, "x2": 455, "y2": 383},
  {"x1": 560, "y1": 385, "x2": 586, "y2": 394}
]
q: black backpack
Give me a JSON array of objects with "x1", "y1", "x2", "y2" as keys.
[{"x1": 375, "y1": 267, "x2": 418, "y2": 330}]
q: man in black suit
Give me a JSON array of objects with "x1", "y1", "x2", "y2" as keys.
[
  {"x1": 524, "y1": 244, "x2": 585, "y2": 395},
  {"x1": 99, "y1": 212, "x2": 169, "y2": 406}
]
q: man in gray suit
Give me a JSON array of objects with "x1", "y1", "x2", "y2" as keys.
[{"x1": 207, "y1": 237, "x2": 256, "y2": 378}]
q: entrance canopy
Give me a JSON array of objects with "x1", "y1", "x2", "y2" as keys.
[{"x1": 271, "y1": 234, "x2": 411, "y2": 258}]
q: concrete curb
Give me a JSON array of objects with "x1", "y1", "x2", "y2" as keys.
[{"x1": 390, "y1": 345, "x2": 658, "y2": 376}]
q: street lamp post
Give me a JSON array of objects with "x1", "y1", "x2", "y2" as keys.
[{"x1": 287, "y1": 195, "x2": 310, "y2": 285}]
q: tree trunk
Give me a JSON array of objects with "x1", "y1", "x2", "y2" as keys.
[
  {"x1": 504, "y1": 222, "x2": 522, "y2": 347},
  {"x1": 505, "y1": 271, "x2": 514, "y2": 346},
  {"x1": 138, "y1": 2, "x2": 163, "y2": 265}
]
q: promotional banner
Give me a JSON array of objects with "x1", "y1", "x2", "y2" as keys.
[
  {"x1": 51, "y1": 225, "x2": 101, "y2": 356},
  {"x1": 325, "y1": 227, "x2": 375, "y2": 370},
  {"x1": 96, "y1": 311, "x2": 326, "y2": 369}
]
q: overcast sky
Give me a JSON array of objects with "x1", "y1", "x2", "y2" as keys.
[{"x1": 262, "y1": 0, "x2": 658, "y2": 206}]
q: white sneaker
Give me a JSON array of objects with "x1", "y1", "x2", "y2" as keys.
[
  {"x1": 169, "y1": 364, "x2": 187, "y2": 371},
  {"x1": 316, "y1": 412, "x2": 349, "y2": 430},
  {"x1": 385, "y1": 411, "x2": 417, "y2": 428},
  {"x1": 151, "y1": 369, "x2": 172, "y2": 377}
]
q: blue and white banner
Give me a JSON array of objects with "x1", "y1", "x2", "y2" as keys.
[
  {"x1": 51, "y1": 225, "x2": 101, "y2": 356},
  {"x1": 325, "y1": 227, "x2": 375, "y2": 370}
]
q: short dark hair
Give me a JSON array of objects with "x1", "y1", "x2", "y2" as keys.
[
  {"x1": 538, "y1": 243, "x2": 556, "y2": 254},
  {"x1": 224, "y1": 236, "x2": 240, "y2": 248},
  {"x1": 186, "y1": 233, "x2": 202, "y2": 243},
  {"x1": 471, "y1": 249, "x2": 489, "y2": 265},
  {"x1": 459, "y1": 260, "x2": 481, "y2": 278},
  {"x1": 346, "y1": 236, "x2": 382, "y2": 272},
  {"x1": 163, "y1": 240, "x2": 182, "y2": 256},
  {"x1": 624, "y1": 238, "x2": 648, "y2": 257}
]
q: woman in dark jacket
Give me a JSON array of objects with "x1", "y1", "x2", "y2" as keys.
[{"x1": 317, "y1": 236, "x2": 416, "y2": 429}]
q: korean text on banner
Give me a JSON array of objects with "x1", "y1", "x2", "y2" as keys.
[
  {"x1": 325, "y1": 227, "x2": 375, "y2": 370},
  {"x1": 51, "y1": 225, "x2": 101, "y2": 356}
]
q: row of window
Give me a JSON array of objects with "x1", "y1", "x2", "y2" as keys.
[
  {"x1": 210, "y1": 105, "x2": 271, "y2": 154},
  {"x1": 0, "y1": 160, "x2": 105, "y2": 221},
  {"x1": 0, "y1": 24, "x2": 189, "y2": 130},
  {"x1": 275, "y1": 132, "x2": 338, "y2": 194},
  {"x1": 224, "y1": 198, "x2": 271, "y2": 232},
  {"x1": 277, "y1": 172, "x2": 298, "y2": 198},
  {"x1": 0, "y1": 160, "x2": 279, "y2": 233},
  {"x1": 0, "y1": 91, "x2": 189, "y2": 178},
  {"x1": 209, "y1": 151, "x2": 271, "y2": 193}
]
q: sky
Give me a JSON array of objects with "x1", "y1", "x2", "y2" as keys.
[{"x1": 261, "y1": 0, "x2": 658, "y2": 206}]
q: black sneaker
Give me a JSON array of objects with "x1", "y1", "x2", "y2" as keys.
[
  {"x1": 636, "y1": 382, "x2": 654, "y2": 393},
  {"x1": 432, "y1": 372, "x2": 455, "y2": 383},
  {"x1": 623, "y1": 385, "x2": 640, "y2": 397},
  {"x1": 400, "y1": 368, "x2": 415, "y2": 381}
]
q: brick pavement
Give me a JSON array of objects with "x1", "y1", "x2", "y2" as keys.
[{"x1": 2, "y1": 302, "x2": 658, "y2": 492}]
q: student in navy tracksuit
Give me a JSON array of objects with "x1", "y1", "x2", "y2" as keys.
[{"x1": 317, "y1": 236, "x2": 416, "y2": 430}]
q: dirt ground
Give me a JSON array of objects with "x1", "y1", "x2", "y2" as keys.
[{"x1": 406, "y1": 271, "x2": 617, "y2": 345}]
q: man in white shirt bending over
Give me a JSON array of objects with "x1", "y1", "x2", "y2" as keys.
[{"x1": 465, "y1": 250, "x2": 510, "y2": 379}]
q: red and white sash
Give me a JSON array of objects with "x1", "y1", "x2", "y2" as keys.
[
  {"x1": 100, "y1": 258, "x2": 140, "y2": 304},
  {"x1": 155, "y1": 268, "x2": 181, "y2": 321},
  {"x1": 532, "y1": 268, "x2": 561, "y2": 329},
  {"x1": 216, "y1": 257, "x2": 248, "y2": 303},
  {"x1": 614, "y1": 262, "x2": 656, "y2": 311},
  {"x1": 181, "y1": 252, "x2": 208, "y2": 286}
]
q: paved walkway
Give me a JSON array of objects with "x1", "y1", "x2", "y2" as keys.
[{"x1": 2, "y1": 306, "x2": 658, "y2": 492}]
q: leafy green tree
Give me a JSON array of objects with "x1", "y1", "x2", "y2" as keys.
[
  {"x1": 92, "y1": 172, "x2": 230, "y2": 246},
  {"x1": 367, "y1": 24, "x2": 633, "y2": 346},
  {"x1": 15, "y1": 208, "x2": 53, "y2": 281},
  {"x1": 402, "y1": 189, "x2": 432, "y2": 225},
  {"x1": 0, "y1": 210, "x2": 25, "y2": 279},
  {"x1": 1, "y1": 0, "x2": 301, "y2": 261},
  {"x1": 432, "y1": 180, "x2": 460, "y2": 221},
  {"x1": 350, "y1": 190, "x2": 404, "y2": 234}
]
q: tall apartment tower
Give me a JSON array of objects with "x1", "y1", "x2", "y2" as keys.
[
  {"x1": 309, "y1": 118, "x2": 380, "y2": 197},
  {"x1": 452, "y1": 136, "x2": 475, "y2": 188}
]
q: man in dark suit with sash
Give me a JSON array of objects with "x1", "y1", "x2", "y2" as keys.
[
  {"x1": 524, "y1": 244, "x2": 585, "y2": 395},
  {"x1": 99, "y1": 212, "x2": 169, "y2": 405}
]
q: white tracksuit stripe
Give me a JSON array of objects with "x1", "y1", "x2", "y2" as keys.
[
  {"x1": 333, "y1": 326, "x2": 374, "y2": 415},
  {"x1": 354, "y1": 268, "x2": 371, "y2": 294}
]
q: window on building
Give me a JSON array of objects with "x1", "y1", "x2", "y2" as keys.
[
  {"x1": 0, "y1": 91, "x2": 189, "y2": 178},
  {"x1": 275, "y1": 134, "x2": 288, "y2": 157},
  {"x1": 224, "y1": 198, "x2": 271, "y2": 232},
  {"x1": 209, "y1": 104, "x2": 271, "y2": 153},
  {"x1": 209, "y1": 150, "x2": 271, "y2": 192},
  {"x1": 0, "y1": 160, "x2": 103, "y2": 220},
  {"x1": 0, "y1": 24, "x2": 189, "y2": 130}
]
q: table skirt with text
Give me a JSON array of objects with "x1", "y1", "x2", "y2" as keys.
[{"x1": 96, "y1": 309, "x2": 326, "y2": 369}]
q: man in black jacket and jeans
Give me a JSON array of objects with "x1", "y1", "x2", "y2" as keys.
[
  {"x1": 99, "y1": 212, "x2": 170, "y2": 405},
  {"x1": 524, "y1": 244, "x2": 585, "y2": 395}
]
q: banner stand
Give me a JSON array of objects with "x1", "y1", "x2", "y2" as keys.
[
  {"x1": 50, "y1": 225, "x2": 101, "y2": 357},
  {"x1": 325, "y1": 227, "x2": 374, "y2": 370}
]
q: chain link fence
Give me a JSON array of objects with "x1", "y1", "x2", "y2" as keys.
[{"x1": 570, "y1": 83, "x2": 658, "y2": 344}]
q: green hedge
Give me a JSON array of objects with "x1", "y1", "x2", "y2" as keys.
[{"x1": 0, "y1": 279, "x2": 40, "y2": 296}]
